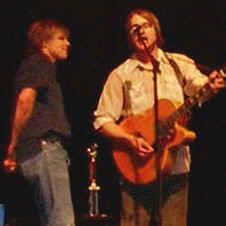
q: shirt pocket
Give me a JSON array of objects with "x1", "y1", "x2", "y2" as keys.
[{"x1": 129, "y1": 82, "x2": 148, "y2": 113}]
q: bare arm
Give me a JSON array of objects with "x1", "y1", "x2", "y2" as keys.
[
  {"x1": 99, "y1": 121, "x2": 154, "y2": 157},
  {"x1": 4, "y1": 87, "x2": 37, "y2": 172}
]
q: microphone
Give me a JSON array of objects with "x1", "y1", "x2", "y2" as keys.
[
  {"x1": 132, "y1": 26, "x2": 160, "y2": 72},
  {"x1": 133, "y1": 26, "x2": 141, "y2": 35},
  {"x1": 133, "y1": 26, "x2": 146, "y2": 45}
]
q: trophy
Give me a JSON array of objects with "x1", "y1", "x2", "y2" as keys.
[{"x1": 86, "y1": 143, "x2": 107, "y2": 219}]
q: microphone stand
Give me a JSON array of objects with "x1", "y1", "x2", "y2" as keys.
[{"x1": 138, "y1": 36, "x2": 162, "y2": 226}]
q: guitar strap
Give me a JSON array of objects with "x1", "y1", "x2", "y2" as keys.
[{"x1": 164, "y1": 52, "x2": 186, "y2": 90}]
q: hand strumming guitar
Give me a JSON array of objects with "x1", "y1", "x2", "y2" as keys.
[{"x1": 129, "y1": 136, "x2": 154, "y2": 157}]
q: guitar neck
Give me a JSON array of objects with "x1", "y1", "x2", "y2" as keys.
[{"x1": 166, "y1": 82, "x2": 213, "y2": 127}]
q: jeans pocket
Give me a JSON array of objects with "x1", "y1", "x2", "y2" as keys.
[{"x1": 41, "y1": 140, "x2": 70, "y2": 164}]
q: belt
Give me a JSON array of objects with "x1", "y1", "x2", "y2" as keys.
[{"x1": 41, "y1": 131, "x2": 69, "y2": 145}]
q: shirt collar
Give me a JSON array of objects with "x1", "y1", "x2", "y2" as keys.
[{"x1": 131, "y1": 48, "x2": 168, "y2": 70}]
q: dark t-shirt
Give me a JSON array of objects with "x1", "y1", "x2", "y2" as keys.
[{"x1": 14, "y1": 54, "x2": 71, "y2": 161}]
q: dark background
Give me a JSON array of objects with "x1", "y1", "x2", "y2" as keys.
[{"x1": 1, "y1": 1, "x2": 226, "y2": 225}]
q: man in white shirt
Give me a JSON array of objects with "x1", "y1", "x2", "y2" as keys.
[{"x1": 93, "y1": 8, "x2": 223, "y2": 226}]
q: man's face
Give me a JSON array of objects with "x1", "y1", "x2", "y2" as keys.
[
  {"x1": 128, "y1": 14, "x2": 157, "y2": 52},
  {"x1": 44, "y1": 29, "x2": 70, "y2": 62}
]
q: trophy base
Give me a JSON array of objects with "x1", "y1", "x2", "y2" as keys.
[
  {"x1": 83, "y1": 213, "x2": 109, "y2": 219},
  {"x1": 80, "y1": 214, "x2": 113, "y2": 226}
]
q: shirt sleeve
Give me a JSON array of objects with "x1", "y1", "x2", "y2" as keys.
[
  {"x1": 171, "y1": 53, "x2": 209, "y2": 96},
  {"x1": 14, "y1": 57, "x2": 50, "y2": 92},
  {"x1": 93, "y1": 71, "x2": 124, "y2": 130}
]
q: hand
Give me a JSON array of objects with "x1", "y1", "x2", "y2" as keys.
[
  {"x1": 130, "y1": 136, "x2": 154, "y2": 157},
  {"x1": 3, "y1": 156, "x2": 17, "y2": 173},
  {"x1": 209, "y1": 70, "x2": 224, "y2": 94}
]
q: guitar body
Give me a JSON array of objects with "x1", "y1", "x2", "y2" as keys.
[{"x1": 112, "y1": 99, "x2": 196, "y2": 185}]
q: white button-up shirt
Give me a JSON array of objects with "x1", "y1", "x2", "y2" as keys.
[{"x1": 94, "y1": 49, "x2": 208, "y2": 174}]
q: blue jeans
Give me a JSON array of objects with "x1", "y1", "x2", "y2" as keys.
[{"x1": 19, "y1": 138, "x2": 75, "y2": 226}]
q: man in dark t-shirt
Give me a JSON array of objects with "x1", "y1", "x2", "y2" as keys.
[{"x1": 3, "y1": 19, "x2": 75, "y2": 226}]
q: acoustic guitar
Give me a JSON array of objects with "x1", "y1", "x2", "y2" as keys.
[{"x1": 112, "y1": 79, "x2": 223, "y2": 185}]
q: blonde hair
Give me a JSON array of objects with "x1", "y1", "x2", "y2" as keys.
[{"x1": 27, "y1": 18, "x2": 69, "y2": 55}]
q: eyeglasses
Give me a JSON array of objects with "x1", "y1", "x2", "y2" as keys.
[{"x1": 129, "y1": 23, "x2": 152, "y2": 36}]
